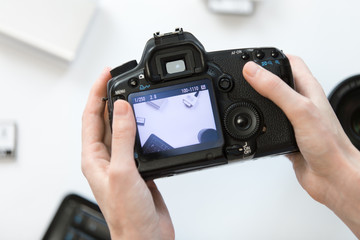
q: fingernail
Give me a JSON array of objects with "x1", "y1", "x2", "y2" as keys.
[
  {"x1": 114, "y1": 100, "x2": 129, "y2": 116},
  {"x1": 244, "y1": 61, "x2": 260, "y2": 77}
]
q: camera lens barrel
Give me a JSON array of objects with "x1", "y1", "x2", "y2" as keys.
[
  {"x1": 352, "y1": 109, "x2": 360, "y2": 136},
  {"x1": 329, "y1": 74, "x2": 360, "y2": 150}
]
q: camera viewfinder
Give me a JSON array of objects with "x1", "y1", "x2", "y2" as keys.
[{"x1": 166, "y1": 59, "x2": 186, "y2": 74}]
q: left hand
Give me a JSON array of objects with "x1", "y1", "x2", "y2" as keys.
[{"x1": 81, "y1": 68, "x2": 175, "y2": 240}]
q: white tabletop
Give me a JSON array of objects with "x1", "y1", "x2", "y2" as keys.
[{"x1": 0, "y1": 0, "x2": 359, "y2": 239}]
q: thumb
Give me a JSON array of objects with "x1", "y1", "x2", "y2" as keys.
[
  {"x1": 242, "y1": 61, "x2": 306, "y2": 124},
  {"x1": 110, "y1": 100, "x2": 137, "y2": 170}
]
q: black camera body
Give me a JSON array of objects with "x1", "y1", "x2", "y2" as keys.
[{"x1": 107, "y1": 29, "x2": 298, "y2": 179}]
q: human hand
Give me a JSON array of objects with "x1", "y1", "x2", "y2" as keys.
[
  {"x1": 243, "y1": 56, "x2": 360, "y2": 238},
  {"x1": 81, "y1": 68, "x2": 175, "y2": 240}
]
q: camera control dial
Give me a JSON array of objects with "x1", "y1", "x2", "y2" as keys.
[{"x1": 224, "y1": 102, "x2": 262, "y2": 140}]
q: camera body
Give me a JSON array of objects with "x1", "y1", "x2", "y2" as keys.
[{"x1": 107, "y1": 29, "x2": 298, "y2": 179}]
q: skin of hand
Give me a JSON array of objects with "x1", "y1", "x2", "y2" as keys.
[
  {"x1": 243, "y1": 56, "x2": 360, "y2": 238},
  {"x1": 81, "y1": 68, "x2": 175, "y2": 240}
]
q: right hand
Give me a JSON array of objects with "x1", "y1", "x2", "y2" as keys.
[{"x1": 243, "y1": 55, "x2": 360, "y2": 238}]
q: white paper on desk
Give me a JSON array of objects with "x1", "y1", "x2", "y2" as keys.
[
  {"x1": 207, "y1": 0, "x2": 256, "y2": 15},
  {"x1": 0, "y1": 0, "x2": 97, "y2": 61}
]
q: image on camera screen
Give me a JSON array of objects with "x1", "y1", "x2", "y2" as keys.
[{"x1": 129, "y1": 79, "x2": 223, "y2": 155}]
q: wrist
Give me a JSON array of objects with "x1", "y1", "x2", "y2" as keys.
[
  {"x1": 324, "y1": 146, "x2": 360, "y2": 237},
  {"x1": 109, "y1": 226, "x2": 163, "y2": 240}
]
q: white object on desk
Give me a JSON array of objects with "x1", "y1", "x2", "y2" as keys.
[
  {"x1": 0, "y1": 122, "x2": 16, "y2": 159},
  {"x1": 0, "y1": 0, "x2": 97, "y2": 61},
  {"x1": 207, "y1": 0, "x2": 255, "y2": 15}
]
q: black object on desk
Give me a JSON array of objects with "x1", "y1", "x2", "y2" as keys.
[
  {"x1": 43, "y1": 194, "x2": 110, "y2": 240},
  {"x1": 142, "y1": 134, "x2": 174, "y2": 154}
]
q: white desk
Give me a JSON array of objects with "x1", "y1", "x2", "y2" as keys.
[{"x1": 0, "y1": 0, "x2": 359, "y2": 239}]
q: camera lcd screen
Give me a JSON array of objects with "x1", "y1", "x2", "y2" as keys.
[{"x1": 128, "y1": 79, "x2": 223, "y2": 157}]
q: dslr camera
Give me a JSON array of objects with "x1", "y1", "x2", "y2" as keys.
[{"x1": 107, "y1": 28, "x2": 298, "y2": 179}]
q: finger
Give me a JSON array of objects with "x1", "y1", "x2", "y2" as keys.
[
  {"x1": 82, "y1": 67, "x2": 112, "y2": 180},
  {"x1": 243, "y1": 61, "x2": 307, "y2": 123},
  {"x1": 287, "y1": 55, "x2": 338, "y2": 121},
  {"x1": 287, "y1": 55, "x2": 327, "y2": 101},
  {"x1": 103, "y1": 101, "x2": 112, "y2": 149},
  {"x1": 82, "y1": 67, "x2": 112, "y2": 146},
  {"x1": 110, "y1": 100, "x2": 137, "y2": 171}
]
